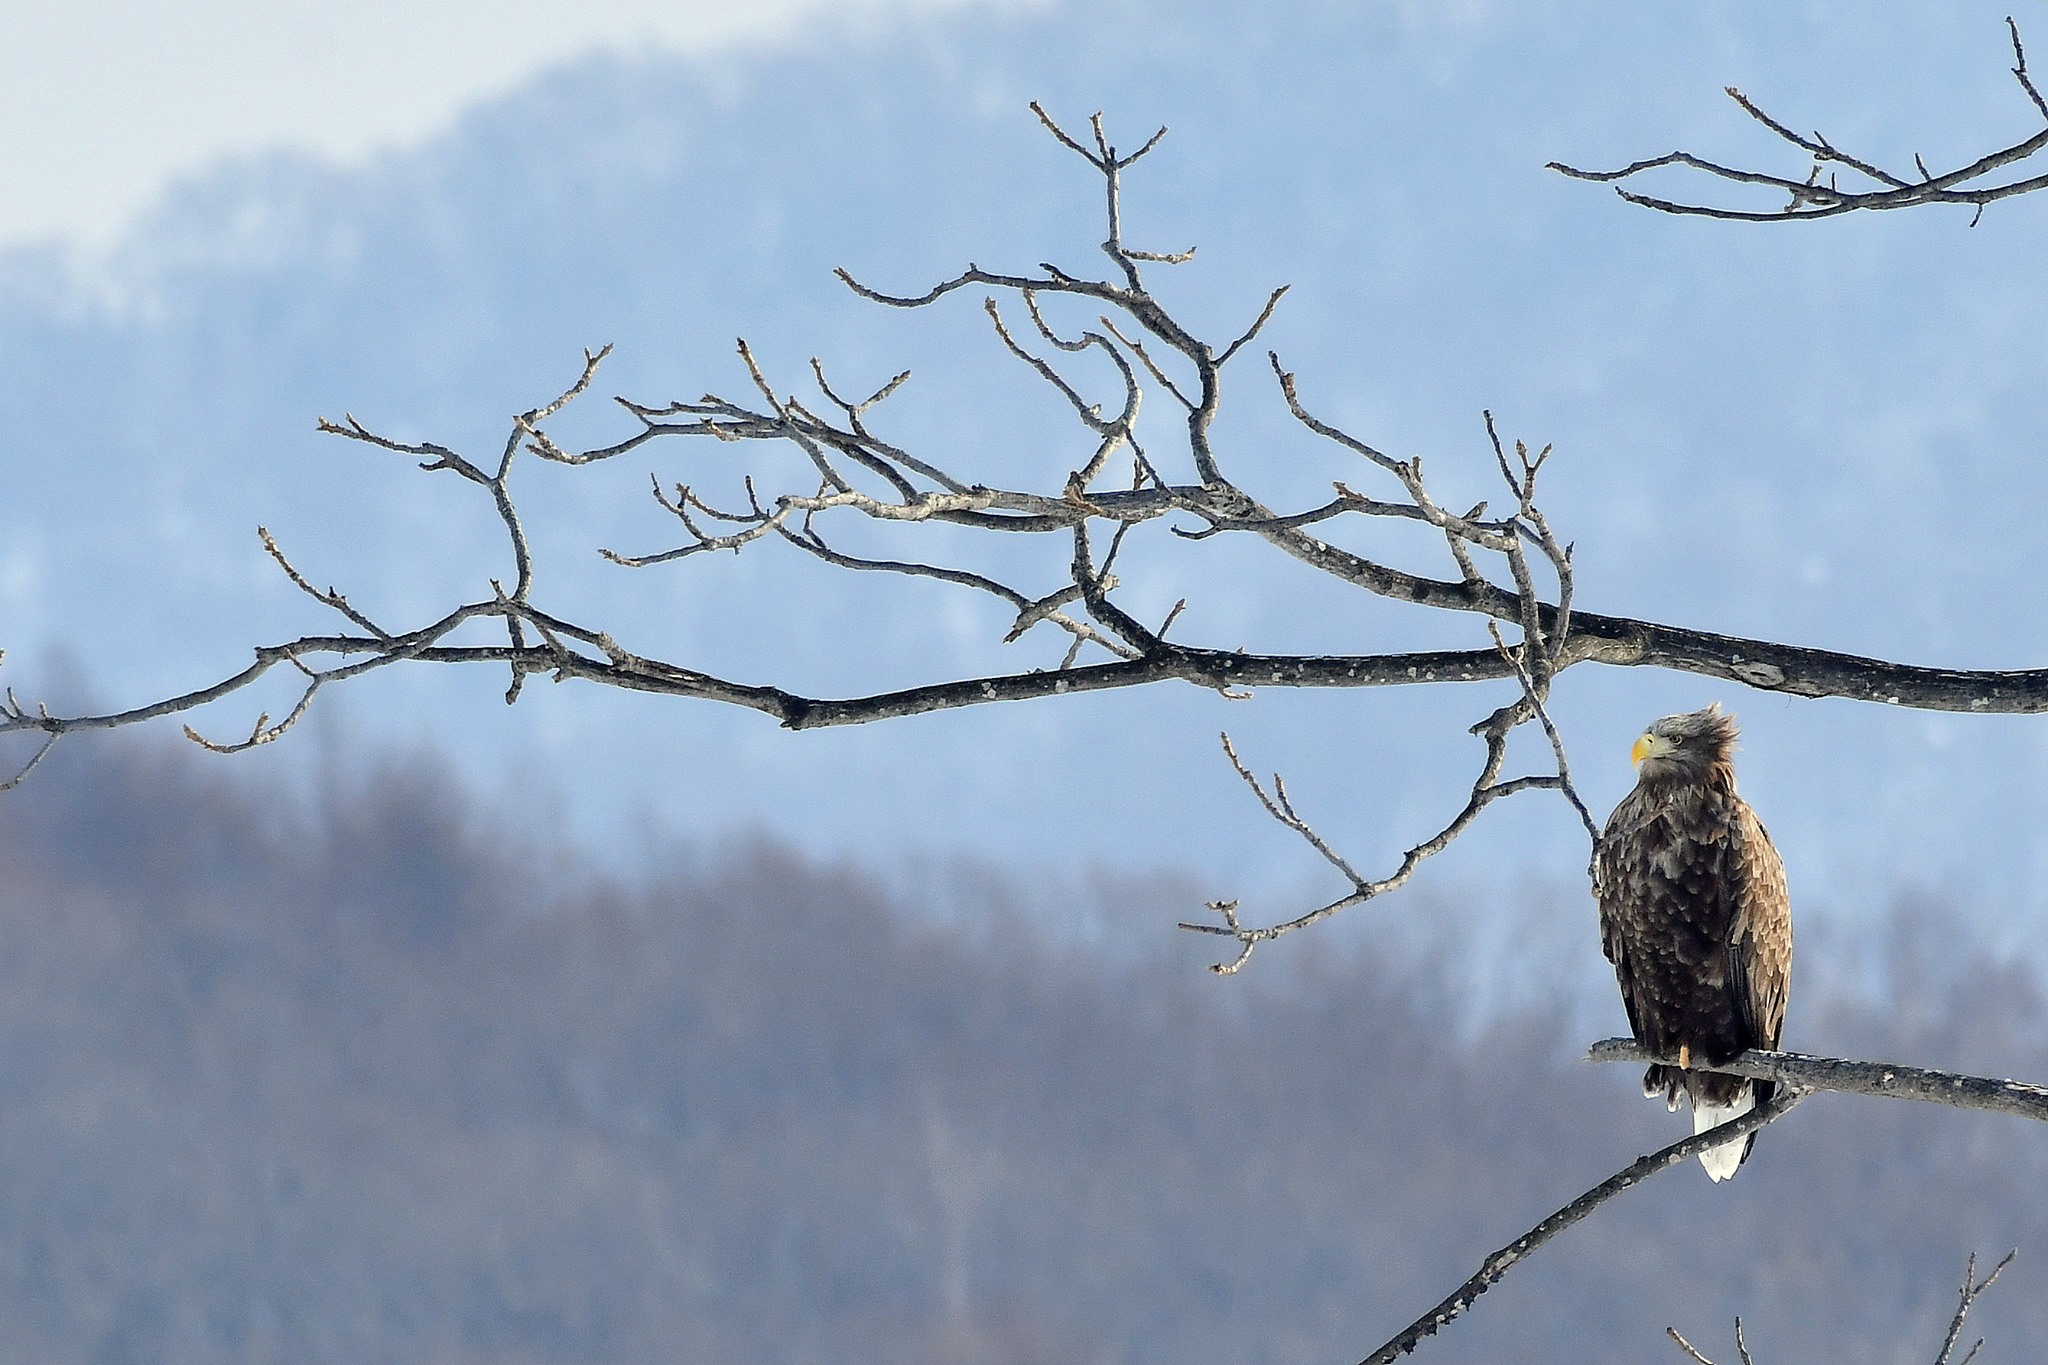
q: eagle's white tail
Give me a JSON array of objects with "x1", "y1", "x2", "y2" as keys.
[{"x1": 1692, "y1": 1086, "x2": 1755, "y2": 1182}]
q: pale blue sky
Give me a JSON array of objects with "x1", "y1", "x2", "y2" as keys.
[
  {"x1": 6, "y1": 1, "x2": 2048, "y2": 977},
  {"x1": 0, "y1": 0, "x2": 1028, "y2": 248}
]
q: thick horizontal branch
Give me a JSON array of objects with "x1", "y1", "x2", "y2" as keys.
[
  {"x1": 1588, "y1": 1039, "x2": 2048, "y2": 1123},
  {"x1": 0, "y1": 632, "x2": 1528, "y2": 745},
  {"x1": 608, "y1": 483, "x2": 2048, "y2": 712},
  {"x1": 1203, "y1": 482, "x2": 2048, "y2": 712},
  {"x1": 1562, "y1": 610, "x2": 2048, "y2": 712},
  {"x1": 16, "y1": 596, "x2": 2048, "y2": 760},
  {"x1": 1151, "y1": 517, "x2": 2048, "y2": 711},
  {"x1": 547, "y1": 641, "x2": 1522, "y2": 727}
]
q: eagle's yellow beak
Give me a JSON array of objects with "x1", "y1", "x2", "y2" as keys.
[{"x1": 1631, "y1": 732, "x2": 1672, "y2": 766}]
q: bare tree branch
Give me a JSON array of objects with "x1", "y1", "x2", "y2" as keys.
[
  {"x1": 1588, "y1": 1039, "x2": 2048, "y2": 1124},
  {"x1": 1551, "y1": 19, "x2": 2048, "y2": 223},
  {"x1": 0, "y1": 726, "x2": 57, "y2": 793},
  {"x1": 1358, "y1": 1089, "x2": 1807, "y2": 1364},
  {"x1": 1666, "y1": 1323, "x2": 1748, "y2": 1365},
  {"x1": 1936, "y1": 1251, "x2": 2014, "y2": 1365},
  {"x1": 1181, "y1": 687, "x2": 1577, "y2": 972},
  {"x1": 1489, "y1": 621, "x2": 1599, "y2": 850},
  {"x1": 1669, "y1": 1251, "x2": 2012, "y2": 1365},
  {"x1": 1175, "y1": 395, "x2": 1598, "y2": 966}
]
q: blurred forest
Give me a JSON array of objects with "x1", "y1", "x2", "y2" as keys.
[{"x1": 0, "y1": 737, "x2": 2043, "y2": 1363}]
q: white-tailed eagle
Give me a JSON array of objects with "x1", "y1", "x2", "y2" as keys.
[{"x1": 1596, "y1": 704, "x2": 1792, "y2": 1180}]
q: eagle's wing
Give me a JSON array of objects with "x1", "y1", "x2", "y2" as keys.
[
  {"x1": 1593, "y1": 797, "x2": 1681, "y2": 1065},
  {"x1": 1593, "y1": 794, "x2": 1648, "y2": 968},
  {"x1": 1726, "y1": 803, "x2": 1792, "y2": 1051}
]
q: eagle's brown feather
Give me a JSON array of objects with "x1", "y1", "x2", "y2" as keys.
[{"x1": 1595, "y1": 705, "x2": 1792, "y2": 1178}]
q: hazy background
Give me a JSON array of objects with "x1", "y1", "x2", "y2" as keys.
[
  {"x1": 4, "y1": 1, "x2": 2048, "y2": 1357},
  {"x1": 0, "y1": 737, "x2": 2042, "y2": 1363}
]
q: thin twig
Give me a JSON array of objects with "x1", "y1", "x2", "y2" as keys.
[
  {"x1": 1550, "y1": 20, "x2": 2048, "y2": 222},
  {"x1": 1666, "y1": 1327, "x2": 1716, "y2": 1365},
  {"x1": 0, "y1": 731, "x2": 58, "y2": 793},
  {"x1": 1486, "y1": 620, "x2": 1600, "y2": 851},
  {"x1": 1183, "y1": 693, "x2": 1566, "y2": 972},
  {"x1": 1935, "y1": 1250, "x2": 2015, "y2": 1365}
]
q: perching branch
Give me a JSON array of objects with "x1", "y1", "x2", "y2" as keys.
[
  {"x1": 1551, "y1": 18, "x2": 2048, "y2": 225},
  {"x1": 1588, "y1": 1039, "x2": 2048, "y2": 1124},
  {"x1": 1360, "y1": 1040, "x2": 2045, "y2": 1361}
]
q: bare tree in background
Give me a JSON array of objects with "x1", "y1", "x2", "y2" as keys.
[
  {"x1": 1552, "y1": 16, "x2": 2048, "y2": 225},
  {"x1": 1668, "y1": 1251, "x2": 2013, "y2": 1365},
  {"x1": 7, "y1": 16, "x2": 2048, "y2": 1362}
]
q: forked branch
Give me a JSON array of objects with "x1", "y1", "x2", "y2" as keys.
[
  {"x1": 1936, "y1": 1251, "x2": 2014, "y2": 1365},
  {"x1": 1666, "y1": 1251, "x2": 2013, "y2": 1365},
  {"x1": 1180, "y1": 405, "x2": 1594, "y2": 971},
  {"x1": 1552, "y1": 18, "x2": 2048, "y2": 224}
]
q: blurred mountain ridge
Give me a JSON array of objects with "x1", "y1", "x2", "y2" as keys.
[{"x1": 0, "y1": 730, "x2": 2044, "y2": 1361}]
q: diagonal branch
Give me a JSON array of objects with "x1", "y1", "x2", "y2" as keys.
[
  {"x1": 1665, "y1": 1320, "x2": 1753, "y2": 1365},
  {"x1": 0, "y1": 729, "x2": 58, "y2": 793},
  {"x1": 1358, "y1": 1089, "x2": 1807, "y2": 1364}
]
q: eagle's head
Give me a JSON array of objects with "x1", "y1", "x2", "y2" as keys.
[{"x1": 1630, "y1": 703, "x2": 1738, "y2": 781}]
